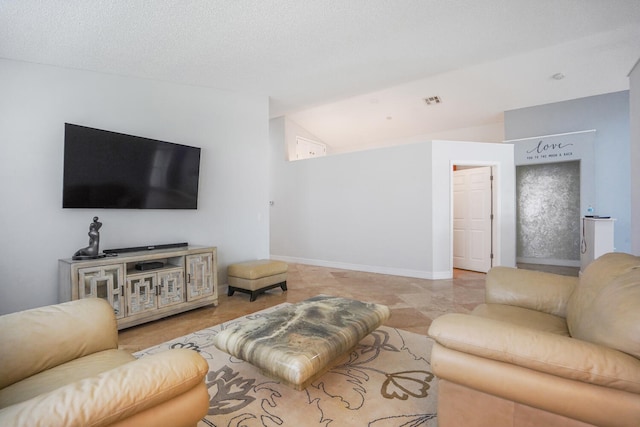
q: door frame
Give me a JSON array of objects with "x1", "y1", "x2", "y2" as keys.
[
  {"x1": 452, "y1": 164, "x2": 495, "y2": 272},
  {"x1": 431, "y1": 140, "x2": 516, "y2": 279},
  {"x1": 450, "y1": 161, "x2": 500, "y2": 275}
]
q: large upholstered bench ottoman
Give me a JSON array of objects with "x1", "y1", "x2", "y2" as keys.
[
  {"x1": 214, "y1": 295, "x2": 391, "y2": 390},
  {"x1": 227, "y1": 259, "x2": 288, "y2": 302}
]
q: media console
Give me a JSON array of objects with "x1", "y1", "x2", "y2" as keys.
[{"x1": 59, "y1": 245, "x2": 218, "y2": 330}]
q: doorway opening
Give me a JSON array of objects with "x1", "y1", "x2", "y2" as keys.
[{"x1": 452, "y1": 165, "x2": 495, "y2": 273}]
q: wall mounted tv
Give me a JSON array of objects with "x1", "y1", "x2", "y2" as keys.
[{"x1": 63, "y1": 123, "x2": 201, "y2": 209}]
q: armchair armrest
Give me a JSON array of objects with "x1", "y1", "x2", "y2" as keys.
[
  {"x1": 428, "y1": 313, "x2": 640, "y2": 394},
  {"x1": 486, "y1": 267, "x2": 578, "y2": 317},
  {"x1": 0, "y1": 349, "x2": 209, "y2": 427}
]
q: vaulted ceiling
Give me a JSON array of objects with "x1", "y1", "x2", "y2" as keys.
[{"x1": 2, "y1": 1, "x2": 639, "y2": 152}]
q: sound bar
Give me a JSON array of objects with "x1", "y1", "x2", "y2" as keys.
[
  {"x1": 104, "y1": 242, "x2": 188, "y2": 254},
  {"x1": 135, "y1": 261, "x2": 165, "y2": 271}
]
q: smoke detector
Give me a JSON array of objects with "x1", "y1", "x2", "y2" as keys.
[{"x1": 424, "y1": 96, "x2": 442, "y2": 105}]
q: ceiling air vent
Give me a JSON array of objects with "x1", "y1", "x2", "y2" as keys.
[{"x1": 424, "y1": 96, "x2": 442, "y2": 105}]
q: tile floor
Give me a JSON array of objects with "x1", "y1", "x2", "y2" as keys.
[{"x1": 118, "y1": 262, "x2": 578, "y2": 351}]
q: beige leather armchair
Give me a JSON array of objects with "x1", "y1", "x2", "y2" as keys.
[
  {"x1": 428, "y1": 252, "x2": 640, "y2": 427},
  {"x1": 0, "y1": 298, "x2": 209, "y2": 427}
]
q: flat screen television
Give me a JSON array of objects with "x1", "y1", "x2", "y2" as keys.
[{"x1": 63, "y1": 123, "x2": 201, "y2": 209}]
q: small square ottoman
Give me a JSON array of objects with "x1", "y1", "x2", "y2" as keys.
[
  {"x1": 227, "y1": 259, "x2": 288, "y2": 302},
  {"x1": 213, "y1": 295, "x2": 391, "y2": 390}
]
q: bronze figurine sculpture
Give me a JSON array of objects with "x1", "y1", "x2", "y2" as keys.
[{"x1": 72, "y1": 216, "x2": 106, "y2": 260}]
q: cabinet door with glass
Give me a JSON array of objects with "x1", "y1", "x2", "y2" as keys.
[
  {"x1": 186, "y1": 253, "x2": 214, "y2": 301},
  {"x1": 126, "y1": 273, "x2": 158, "y2": 316},
  {"x1": 158, "y1": 268, "x2": 185, "y2": 308},
  {"x1": 78, "y1": 264, "x2": 125, "y2": 319}
]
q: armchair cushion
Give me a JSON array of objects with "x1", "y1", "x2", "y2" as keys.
[
  {"x1": 567, "y1": 253, "x2": 640, "y2": 358},
  {"x1": 471, "y1": 304, "x2": 569, "y2": 336},
  {"x1": 0, "y1": 349, "x2": 134, "y2": 408}
]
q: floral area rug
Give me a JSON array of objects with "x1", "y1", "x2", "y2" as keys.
[{"x1": 135, "y1": 304, "x2": 438, "y2": 426}]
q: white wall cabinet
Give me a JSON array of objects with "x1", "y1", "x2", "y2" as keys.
[
  {"x1": 295, "y1": 136, "x2": 326, "y2": 160},
  {"x1": 59, "y1": 246, "x2": 218, "y2": 329}
]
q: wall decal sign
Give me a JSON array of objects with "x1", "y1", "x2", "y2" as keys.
[{"x1": 506, "y1": 130, "x2": 596, "y2": 166}]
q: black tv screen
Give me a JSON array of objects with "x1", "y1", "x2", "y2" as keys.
[{"x1": 63, "y1": 123, "x2": 201, "y2": 209}]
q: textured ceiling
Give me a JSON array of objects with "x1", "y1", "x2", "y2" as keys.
[{"x1": 2, "y1": 0, "x2": 640, "y2": 151}]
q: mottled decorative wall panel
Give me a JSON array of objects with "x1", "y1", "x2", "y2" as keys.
[{"x1": 516, "y1": 161, "x2": 580, "y2": 261}]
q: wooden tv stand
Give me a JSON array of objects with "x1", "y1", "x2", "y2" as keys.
[{"x1": 59, "y1": 246, "x2": 218, "y2": 330}]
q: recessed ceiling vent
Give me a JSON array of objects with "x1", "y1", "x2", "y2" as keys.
[{"x1": 424, "y1": 96, "x2": 442, "y2": 105}]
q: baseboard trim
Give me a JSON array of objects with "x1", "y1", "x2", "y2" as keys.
[
  {"x1": 269, "y1": 255, "x2": 448, "y2": 280},
  {"x1": 516, "y1": 257, "x2": 581, "y2": 267}
]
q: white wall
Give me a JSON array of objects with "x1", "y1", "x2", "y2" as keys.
[
  {"x1": 282, "y1": 118, "x2": 504, "y2": 156},
  {"x1": 630, "y1": 60, "x2": 640, "y2": 255},
  {"x1": 330, "y1": 121, "x2": 505, "y2": 155},
  {"x1": 269, "y1": 135, "x2": 515, "y2": 279},
  {"x1": 271, "y1": 141, "x2": 434, "y2": 277},
  {"x1": 0, "y1": 59, "x2": 270, "y2": 314}
]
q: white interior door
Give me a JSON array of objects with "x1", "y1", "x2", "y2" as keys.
[{"x1": 453, "y1": 166, "x2": 493, "y2": 272}]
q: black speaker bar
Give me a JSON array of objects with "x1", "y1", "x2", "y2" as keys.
[{"x1": 103, "y1": 242, "x2": 188, "y2": 254}]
